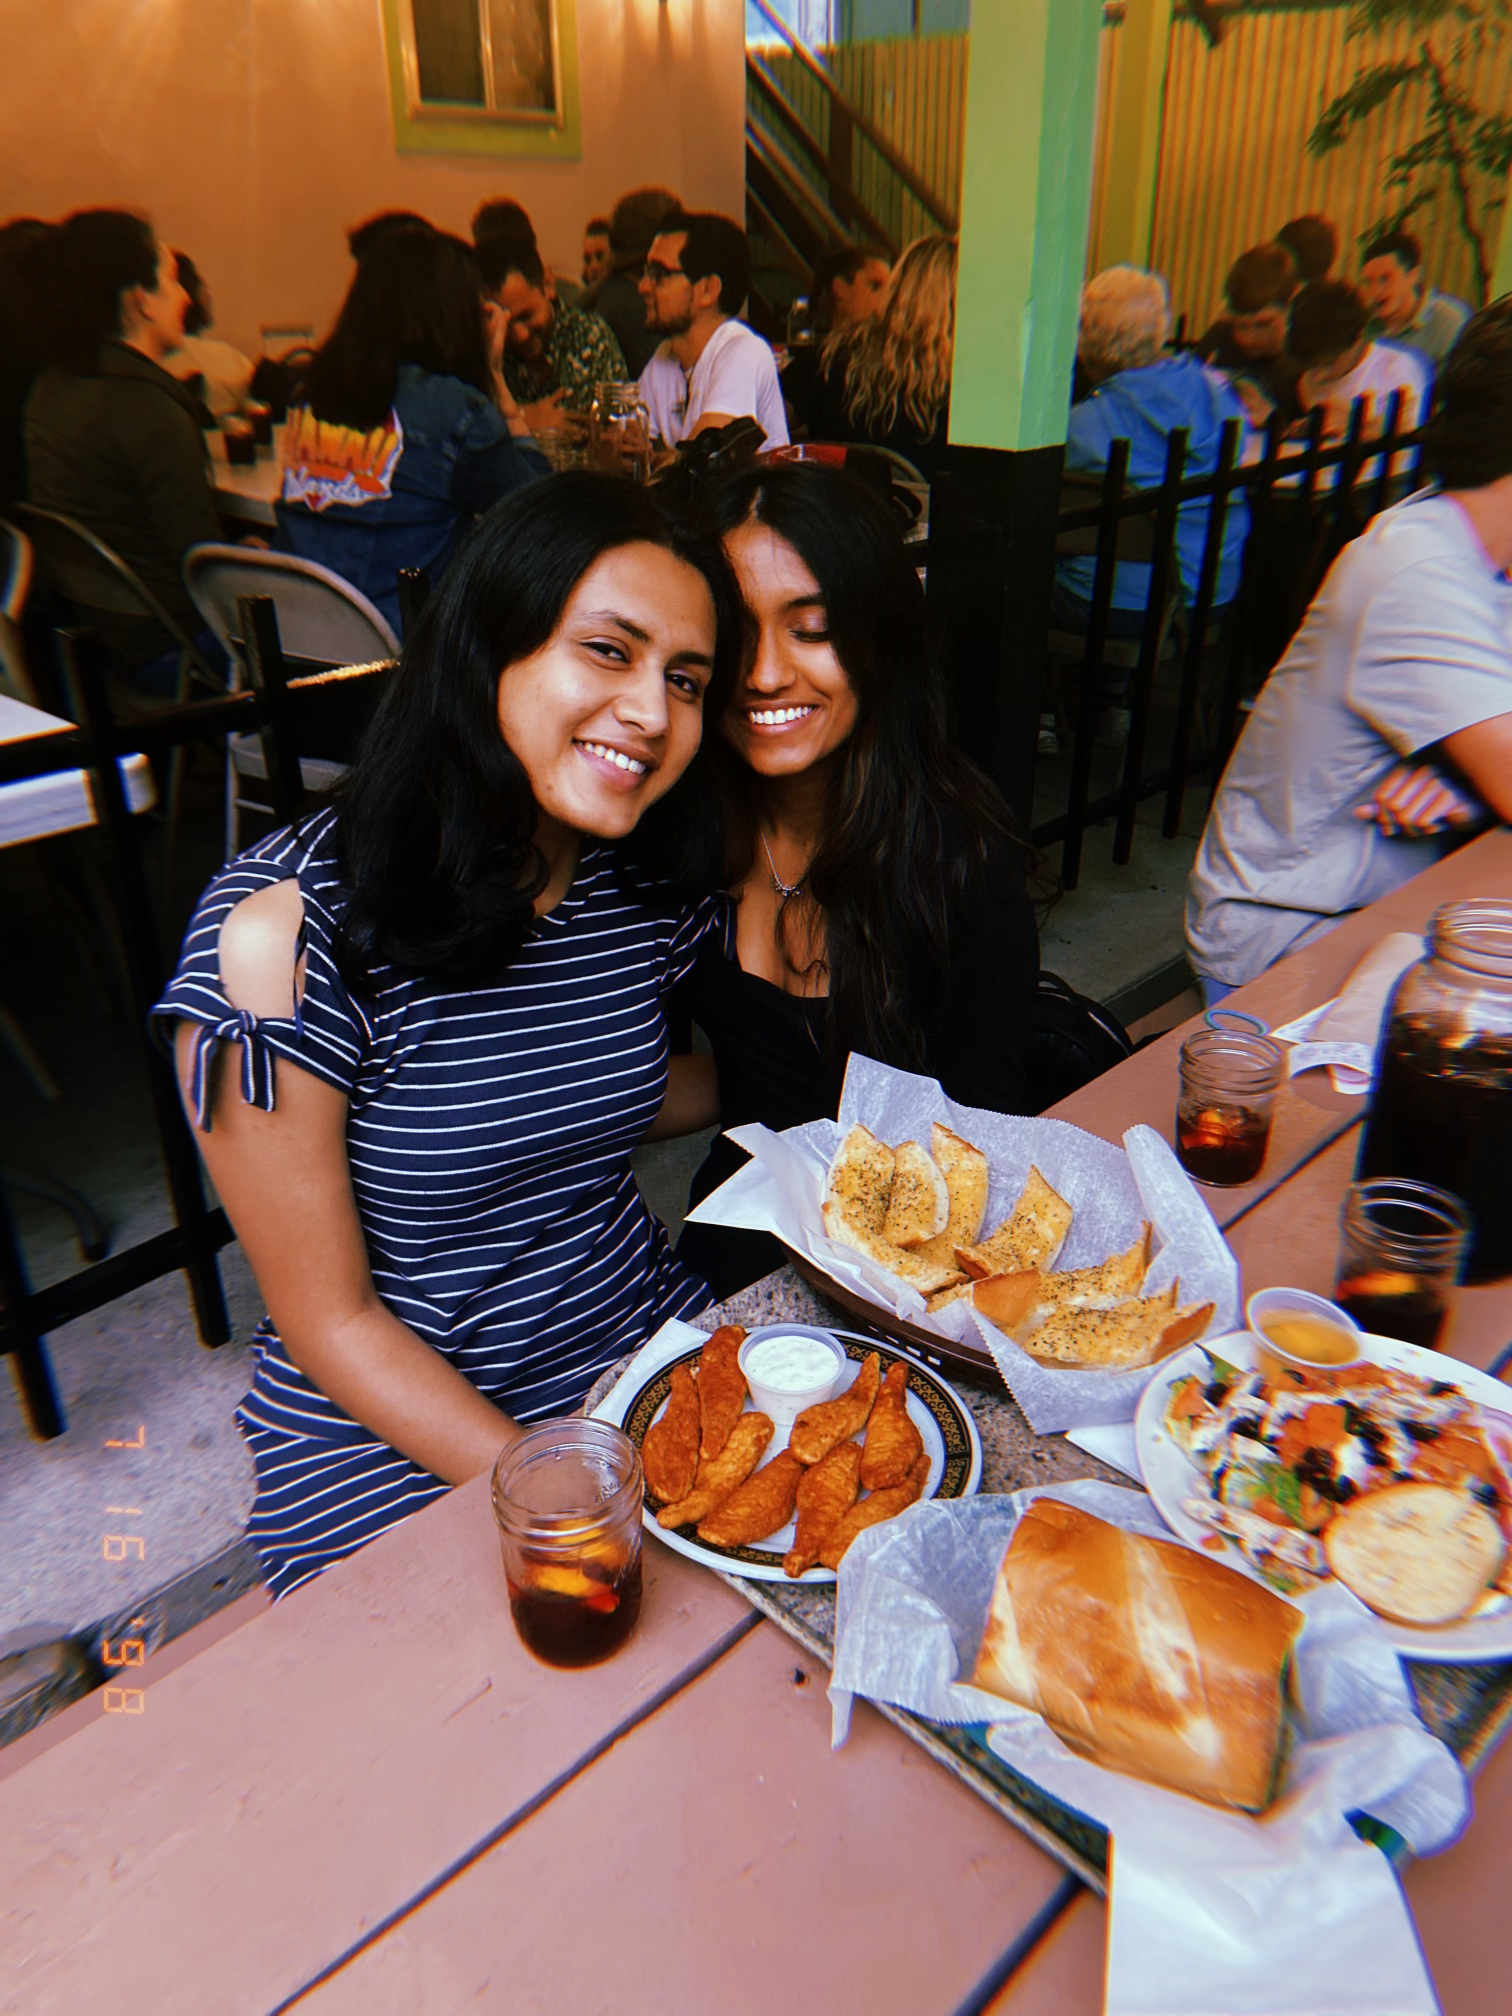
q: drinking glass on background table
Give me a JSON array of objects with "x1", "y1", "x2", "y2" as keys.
[
  {"x1": 1175, "y1": 1028, "x2": 1286, "y2": 1186},
  {"x1": 221, "y1": 413, "x2": 257, "y2": 467},
  {"x1": 1333, "y1": 1177, "x2": 1472, "y2": 1349},
  {"x1": 588, "y1": 381, "x2": 652, "y2": 483},
  {"x1": 491, "y1": 1419, "x2": 643, "y2": 1667}
]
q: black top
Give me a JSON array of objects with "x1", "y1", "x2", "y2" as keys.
[
  {"x1": 794, "y1": 351, "x2": 949, "y2": 476},
  {"x1": 674, "y1": 838, "x2": 1041, "y2": 1298}
]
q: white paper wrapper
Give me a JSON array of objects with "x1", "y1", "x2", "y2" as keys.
[
  {"x1": 685, "y1": 1054, "x2": 1240, "y2": 1432},
  {"x1": 1272, "y1": 931, "x2": 1423, "y2": 1096},
  {"x1": 829, "y1": 1481, "x2": 1466, "y2": 2016}
]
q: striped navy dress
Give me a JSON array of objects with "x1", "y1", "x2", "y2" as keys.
[{"x1": 153, "y1": 808, "x2": 717, "y2": 1599}]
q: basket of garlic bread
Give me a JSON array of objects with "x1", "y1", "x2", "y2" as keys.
[{"x1": 683, "y1": 1057, "x2": 1240, "y2": 1419}]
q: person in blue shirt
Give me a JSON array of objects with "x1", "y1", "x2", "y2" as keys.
[
  {"x1": 1057, "y1": 265, "x2": 1250, "y2": 639},
  {"x1": 276, "y1": 227, "x2": 548, "y2": 629},
  {"x1": 1360, "y1": 228, "x2": 1471, "y2": 374}
]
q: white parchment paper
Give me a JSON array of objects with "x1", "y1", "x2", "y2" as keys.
[
  {"x1": 829, "y1": 1481, "x2": 1466, "y2": 2016},
  {"x1": 684, "y1": 1055, "x2": 1240, "y2": 1431}
]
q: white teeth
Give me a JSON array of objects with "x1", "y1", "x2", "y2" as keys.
[
  {"x1": 749, "y1": 706, "x2": 815, "y2": 726},
  {"x1": 580, "y1": 742, "x2": 648, "y2": 775}
]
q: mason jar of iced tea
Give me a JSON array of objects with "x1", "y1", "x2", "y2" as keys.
[
  {"x1": 1357, "y1": 900, "x2": 1512, "y2": 1283},
  {"x1": 491, "y1": 1420, "x2": 644, "y2": 1668},
  {"x1": 1175, "y1": 1028, "x2": 1286, "y2": 1186}
]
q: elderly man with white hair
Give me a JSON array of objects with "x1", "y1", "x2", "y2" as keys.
[{"x1": 1056, "y1": 265, "x2": 1251, "y2": 638}]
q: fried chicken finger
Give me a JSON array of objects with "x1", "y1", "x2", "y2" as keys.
[
  {"x1": 697, "y1": 1325, "x2": 749, "y2": 1460},
  {"x1": 656, "y1": 1411, "x2": 773, "y2": 1529},
  {"x1": 789, "y1": 1351, "x2": 882, "y2": 1466},
  {"x1": 818, "y1": 1452, "x2": 933, "y2": 1570},
  {"x1": 696, "y1": 1449, "x2": 805, "y2": 1548},
  {"x1": 641, "y1": 1361, "x2": 700, "y2": 1503},
  {"x1": 784, "y1": 1441, "x2": 863, "y2": 1578},
  {"x1": 860, "y1": 1360, "x2": 924, "y2": 1491}
]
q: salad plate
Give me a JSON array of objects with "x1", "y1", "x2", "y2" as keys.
[{"x1": 1136, "y1": 1330, "x2": 1512, "y2": 1662}]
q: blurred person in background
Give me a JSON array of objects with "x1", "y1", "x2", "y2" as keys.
[
  {"x1": 784, "y1": 242, "x2": 890, "y2": 434},
  {"x1": 471, "y1": 197, "x2": 535, "y2": 250},
  {"x1": 668, "y1": 461, "x2": 1041, "y2": 1298},
  {"x1": 24, "y1": 210, "x2": 223, "y2": 693},
  {"x1": 276, "y1": 227, "x2": 547, "y2": 630},
  {"x1": 580, "y1": 186, "x2": 682, "y2": 379},
  {"x1": 637, "y1": 212, "x2": 788, "y2": 452},
  {"x1": 800, "y1": 233, "x2": 954, "y2": 474},
  {"x1": 1058, "y1": 265, "x2": 1250, "y2": 639},
  {"x1": 475, "y1": 235, "x2": 624, "y2": 437},
  {"x1": 1188, "y1": 301, "x2": 1512, "y2": 1001},
  {"x1": 809, "y1": 242, "x2": 891, "y2": 336},
  {"x1": 1360, "y1": 227, "x2": 1471, "y2": 370},
  {"x1": 1287, "y1": 277, "x2": 1427, "y2": 447},
  {"x1": 0, "y1": 217, "x2": 51, "y2": 511},
  {"x1": 582, "y1": 217, "x2": 612, "y2": 289},
  {"x1": 165, "y1": 251, "x2": 254, "y2": 419},
  {"x1": 347, "y1": 211, "x2": 433, "y2": 263},
  {"x1": 1194, "y1": 242, "x2": 1303, "y2": 427},
  {"x1": 1276, "y1": 214, "x2": 1338, "y2": 285}
]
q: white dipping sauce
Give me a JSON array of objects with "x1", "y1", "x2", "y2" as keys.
[{"x1": 743, "y1": 1334, "x2": 840, "y2": 1393}]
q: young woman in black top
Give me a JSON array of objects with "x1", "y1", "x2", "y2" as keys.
[{"x1": 668, "y1": 459, "x2": 1042, "y2": 1298}]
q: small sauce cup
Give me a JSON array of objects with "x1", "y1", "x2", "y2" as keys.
[
  {"x1": 738, "y1": 1325, "x2": 848, "y2": 1429},
  {"x1": 1246, "y1": 1285, "x2": 1366, "y2": 1381}
]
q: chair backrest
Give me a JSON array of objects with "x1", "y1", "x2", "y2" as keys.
[
  {"x1": 11, "y1": 502, "x2": 198, "y2": 636},
  {"x1": 183, "y1": 545, "x2": 399, "y2": 671},
  {"x1": 1055, "y1": 474, "x2": 1158, "y2": 563},
  {"x1": 0, "y1": 519, "x2": 38, "y2": 704},
  {"x1": 0, "y1": 518, "x2": 33, "y2": 621}
]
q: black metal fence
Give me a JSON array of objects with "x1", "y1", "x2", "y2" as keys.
[
  {"x1": 0, "y1": 611, "x2": 389, "y2": 1438},
  {"x1": 1023, "y1": 392, "x2": 1427, "y2": 887}
]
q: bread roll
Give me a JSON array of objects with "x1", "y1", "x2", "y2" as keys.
[
  {"x1": 973, "y1": 1500, "x2": 1303, "y2": 1810},
  {"x1": 1323, "y1": 1482, "x2": 1505, "y2": 1626}
]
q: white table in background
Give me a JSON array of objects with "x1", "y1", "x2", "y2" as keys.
[
  {"x1": 209, "y1": 424, "x2": 282, "y2": 529},
  {"x1": 0, "y1": 693, "x2": 155, "y2": 849}
]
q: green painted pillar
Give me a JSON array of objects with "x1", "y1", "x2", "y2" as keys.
[
  {"x1": 948, "y1": 0, "x2": 1105, "y2": 451},
  {"x1": 931, "y1": 0, "x2": 1104, "y2": 835}
]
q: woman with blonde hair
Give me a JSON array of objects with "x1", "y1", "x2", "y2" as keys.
[{"x1": 799, "y1": 233, "x2": 955, "y2": 473}]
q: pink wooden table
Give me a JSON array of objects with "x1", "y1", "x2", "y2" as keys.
[{"x1": 4, "y1": 831, "x2": 1511, "y2": 2013}]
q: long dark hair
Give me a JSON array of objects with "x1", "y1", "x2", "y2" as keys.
[
  {"x1": 336, "y1": 472, "x2": 740, "y2": 986},
  {"x1": 33, "y1": 210, "x2": 159, "y2": 372},
  {"x1": 301, "y1": 228, "x2": 494, "y2": 431},
  {"x1": 706, "y1": 460, "x2": 1020, "y2": 1071}
]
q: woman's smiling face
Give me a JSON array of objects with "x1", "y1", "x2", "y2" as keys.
[
  {"x1": 495, "y1": 541, "x2": 717, "y2": 841},
  {"x1": 718, "y1": 518, "x2": 858, "y2": 779}
]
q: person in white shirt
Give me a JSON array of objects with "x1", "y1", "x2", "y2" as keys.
[
  {"x1": 1187, "y1": 300, "x2": 1512, "y2": 1000},
  {"x1": 1286, "y1": 278, "x2": 1426, "y2": 485},
  {"x1": 635, "y1": 212, "x2": 788, "y2": 453}
]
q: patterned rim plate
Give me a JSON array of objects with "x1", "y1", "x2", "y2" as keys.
[
  {"x1": 1137, "y1": 1329, "x2": 1512, "y2": 1663},
  {"x1": 602, "y1": 1331, "x2": 983, "y2": 1584}
]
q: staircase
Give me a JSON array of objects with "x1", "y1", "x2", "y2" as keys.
[{"x1": 744, "y1": 0, "x2": 960, "y2": 336}]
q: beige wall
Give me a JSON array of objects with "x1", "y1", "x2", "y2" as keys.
[{"x1": 1, "y1": 0, "x2": 745, "y2": 355}]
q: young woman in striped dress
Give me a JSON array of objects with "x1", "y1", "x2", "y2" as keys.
[{"x1": 154, "y1": 473, "x2": 739, "y2": 1599}]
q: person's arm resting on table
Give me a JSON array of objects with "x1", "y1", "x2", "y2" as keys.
[{"x1": 173, "y1": 882, "x2": 518, "y2": 1484}]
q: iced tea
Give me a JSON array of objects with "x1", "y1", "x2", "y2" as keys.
[{"x1": 1175, "y1": 1029, "x2": 1285, "y2": 1188}]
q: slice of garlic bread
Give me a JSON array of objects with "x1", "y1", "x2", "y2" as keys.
[
  {"x1": 915, "y1": 1124, "x2": 989, "y2": 1268},
  {"x1": 1019, "y1": 1287, "x2": 1213, "y2": 1369},
  {"x1": 955, "y1": 1166, "x2": 1073, "y2": 1279},
  {"x1": 881, "y1": 1140, "x2": 950, "y2": 1248},
  {"x1": 824, "y1": 1125, "x2": 895, "y2": 1241},
  {"x1": 822, "y1": 1202, "x2": 962, "y2": 1294}
]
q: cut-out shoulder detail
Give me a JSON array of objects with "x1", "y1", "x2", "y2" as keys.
[{"x1": 219, "y1": 878, "x2": 307, "y2": 1020}]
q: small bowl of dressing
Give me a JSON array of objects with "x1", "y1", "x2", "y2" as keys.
[
  {"x1": 1246, "y1": 1286, "x2": 1366, "y2": 1379},
  {"x1": 738, "y1": 1325, "x2": 849, "y2": 1428}
]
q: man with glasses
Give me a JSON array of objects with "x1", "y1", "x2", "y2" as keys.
[{"x1": 635, "y1": 212, "x2": 788, "y2": 453}]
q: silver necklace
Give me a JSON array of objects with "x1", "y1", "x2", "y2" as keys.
[{"x1": 759, "y1": 828, "x2": 805, "y2": 899}]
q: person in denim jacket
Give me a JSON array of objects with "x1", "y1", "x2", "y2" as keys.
[{"x1": 277, "y1": 228, "x2": 548, "y2": 629}]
